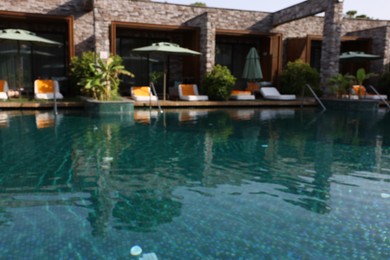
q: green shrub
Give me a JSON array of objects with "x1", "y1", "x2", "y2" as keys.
[
  {"x1": 280, "y1": 60, "x2": 320, "y2": 96},
  {"x1": 70, "y1": 51, "x2": 97, "y2": 95},
  {"x1": 203, "y1": 65, "x2": 236, "y2": 101}
]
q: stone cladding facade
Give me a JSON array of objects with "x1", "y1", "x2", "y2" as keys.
[{"x1": 1, "y1": 0, "x2": 390, "y2": 86}]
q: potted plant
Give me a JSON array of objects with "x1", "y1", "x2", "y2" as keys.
[
  {"x1": 327, "y1": 73, "x2": 354, "y2": 98},
  {"x1": 71, "y1": 52, "x2": 135, "y2": 114},
  {"x1": 352, "y1": 68, "x2": 376, "y2": 98},
  {"x1": 83, "y1": 56, "x2": 134, "y2": 101}
]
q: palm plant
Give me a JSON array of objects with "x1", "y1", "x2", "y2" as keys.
[
  {"x1": 83, "y1": 55, "x2": 134, "y2": 101},
  {"x1": 352, "y1": 68, "x2": 376, "y2": 98},
  {"x1": 327, "y1": 73, "x2": 354, "y2": 98}
]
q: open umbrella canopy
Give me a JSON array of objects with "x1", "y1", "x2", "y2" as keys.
[
  {"x1": 0, "y1": 29, "x2": 62, "y2": 91},
  {"x1": 0, "y1": 49, "x2": 54, "y2": 56},
  {"x1": 242, "y1": 47, "x2": 263, "y2": 81},
  {"x1": 132, "y1": 42, "x2": 201, "y2": 100},
  {"x1": 0, "y1": 29, "x2": 61, "y2": 46},
  {"x1": 132, "y1": 42, "x2": 200, "y2": 56},
  {"x1": 339, "y1": 51, "x2": 381, "y2": 62}
]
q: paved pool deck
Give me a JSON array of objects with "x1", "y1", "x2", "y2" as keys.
[{"x1": 0, "y1": 97, "x2": 318, "y2": 110}]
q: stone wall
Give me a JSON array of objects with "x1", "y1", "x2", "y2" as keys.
[
  {"x1": 186, "y1": 12, "x2": 216, "y2": 79},
  {"x1": 0, "y1": 0, "x2": 94, "y2": 55},
  {"x1": 1, "y1": 0, "x2": 390, "y2": 76},
  {"x1": 272, "y1": 0, "x2": 327, "y2": 27},
  {"x1": 320, "y1": 1, "x2": 343, "y2": 91},
  {"x1": 273, "y1": 16, "x2": 324, "y2": 38},
  {"x1": 346, "y1": 26, "x2": 390, "y2": 72},
  {"x1": 343, "y1": 18, "x2": 390, "y2": 70},
  {"x1": 92, "y1": 1, "x2": 274, "y2": 54}
]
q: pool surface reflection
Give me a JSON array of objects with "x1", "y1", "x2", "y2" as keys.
[{"x1": 0, "y1": 108, "x2": 389, "y2": 259}]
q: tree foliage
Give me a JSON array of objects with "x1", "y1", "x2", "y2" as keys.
[
  {"x1": 84, "y1": 56, "x2": 134, "y2": 100},
  {"x1": 70, "y1": 52, "x2": 134, "y2": 101},
  {"x1": 280, "y1": 60, "x2": 320, "y2": 96},
  {"x1": 70, "y1": 51, "x2": 97, "y2": 95},
  {"x1": 345, "y1": 10, "x2": 371, "y2": 19},
  {"x1": 203, "y1": 65, "x2": 236, "y2": 101},
  {"x1": 191, "y1": 2, "x2": 207, "y2": 7}
]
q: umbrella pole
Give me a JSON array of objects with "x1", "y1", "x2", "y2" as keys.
[
  {"x1": 17, "y1": 41, "x2": 22, "y2": 92},
  {"x1": 163, "y1": 58, "x2": 167, "y2": 100},
  {"x1": 163, "y1": 72, "x2": 167, "y2": 101}
]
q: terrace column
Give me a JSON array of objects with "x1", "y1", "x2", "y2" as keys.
[
  {"x1": 186, "y1": 11, "x2": 217, "y2": 81},
  {"x1": 320, "y1": 0, "x2": 344, "y2": 95},
  {"x1": 92, "y1": 0, "x2": 111, "y2": 57}
]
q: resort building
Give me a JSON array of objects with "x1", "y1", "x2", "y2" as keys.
[{"x1": 1, "y1": 0, "x2": 390, "y2": 97}]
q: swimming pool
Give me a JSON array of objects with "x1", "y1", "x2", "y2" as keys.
[{"x1": 0, "y1": 108, "x2": 389, "y2": 259}]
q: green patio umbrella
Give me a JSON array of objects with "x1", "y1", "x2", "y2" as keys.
[
  {"x1": 0, "y1": 29, "x2": 61, "y2": 90},
  {"x1": 132, "y1": 42, "x2": 201, "y2": 100},
  {"x1": 0, "y1": 29, "x2": 61, "y2": 45},
  {"x1": 242, "y1": 47, "x2": 263, "y2": 81},
  {"x1": 339, "y1": 51, "x2": 381, "y2": 61},
  {"x1": 339, "y1": 51, "x2": 381, "y2": 76}
]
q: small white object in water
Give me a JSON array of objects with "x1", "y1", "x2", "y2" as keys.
[
  {"x1": 101, "y1": 164, "x2": 110, "y2": 170},
  {"x1": 381, "y1": 193, "x2": 390, "y2": 199},
  {"x1": 140, "y1": 252, "x2": 158, "y2": 260},
  {"x1": 93, "y1": 126, "x2": 98, "y2": 131},
  {"x1": 103, "y1": 157, "x2": 114, "y2": 162},
  {"x1": 261, "y1": 144, "x2": 268, "y2": 148},
  {"x1": 130, "y1": 245, "x2": 143, "y2": 256}
]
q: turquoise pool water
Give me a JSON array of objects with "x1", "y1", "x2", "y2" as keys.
[{"x1": 0, "y1": 108, "x2": 389, "y2": 259}]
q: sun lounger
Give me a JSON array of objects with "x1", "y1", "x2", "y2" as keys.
[
  {"x1": 178, "y1": 110, "x2": 208, "y2": 122},
  {"x1": 230, "y1": 90, "x2": 255, "y2": 100},
  {"x1": 35, "y1": 112, "x2": 62, "y2": 128},
  {"x1": 260, "y1": 87, "x2": 296, "y2": 100},
  {"x1": 133, "y1": 110, "x2": 158, "y2": 124},
  {"x1": 178, "y1": 84, "x2": 208, "y2": 101},
  {"x1": 352, "y1": 85, "x2": 387, "y2": 100},
  {"x1": 34, "y1": 79, "x2": 63, "y2": 99},
  {"x1": 0, "y1": 112, "x2": 9, "y2": 128},
  {"x1": 0, "y1": 80, "x2": 9, "y2": 100},
  {"x1": 131, "y1": 86, "x2": 158, "y2": 101},
  {"x1": 260, "y1": 109, "x2": 295, "y2": 121},
  {"x1": 229, "y1": 109, "x2": 255, "y2": 120}
]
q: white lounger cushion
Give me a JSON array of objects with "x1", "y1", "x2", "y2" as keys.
[
  {"x1": 34, "y1": 80, "x2": 63, "y2": 99},
  {"x1": 260, "y1": 87, "x2": 296, "y2": 100},
  {"x1": 230, "y1": 95, "x2": 256, "y2": 100},
  {"x1": 0, "y1": 80, "x2": 9, "y2": 100},
  {"x1": 178, "y1": 84, "x2": 208, "y2": 101},
  {"x1": 230, "y1": 90, "x2": 255, "y2": 100}
]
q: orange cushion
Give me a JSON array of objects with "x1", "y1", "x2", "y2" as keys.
[
  {"x1": 353, "y1": 85, "x2": 366, "y2": 96},
  {"x1": 37, "y1": 80, "x2": 54, "y2": 93},
  {"x1": 0, "y1": 80, "x2": 4, "y2": 92},
  {"x1": 180, "y1": 84, "x2": 195, "y2": 96},
  {"x1": 133, "y1": 111, "x2": 151, "y2": 124},
  {"x1": 231, "y1": 90, "x2": 252, "y2": 95},
  {"x1": 37, "y1": 119, "x2": 54, "y2": 129},
  {"x1": 133, "y1": 86, "x2": 151, "y2": 96}
]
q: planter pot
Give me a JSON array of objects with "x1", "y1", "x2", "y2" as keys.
[{"x1": 83, "y1": 97, "x2": 134, "y2": 115}]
